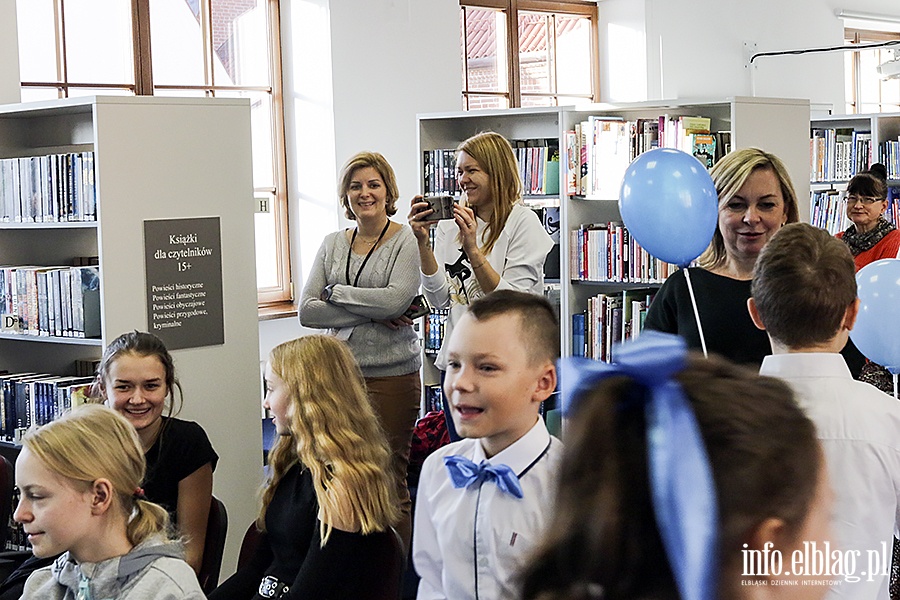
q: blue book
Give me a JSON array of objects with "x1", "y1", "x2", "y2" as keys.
[{"x1": 572, "y1": 312, "x2": 586, "y2": 358}]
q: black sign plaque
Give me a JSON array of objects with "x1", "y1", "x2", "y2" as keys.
[{"x1": 144, "y1": 217, "x2": 224, "y2": 350}]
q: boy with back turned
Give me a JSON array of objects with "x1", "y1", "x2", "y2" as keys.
[{"x1": 749, "y1": 222, "x2": 900, "y2": 600}]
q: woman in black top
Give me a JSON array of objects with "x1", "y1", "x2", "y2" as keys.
[
  {"x1": 644, "y1": 148, "x2": 800, "y2": 367},
  {"x1": 210, "y1": 335, "x2": 399, "y2": 600}
]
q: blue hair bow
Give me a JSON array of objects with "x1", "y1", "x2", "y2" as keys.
[{"x1": 560, "y1": 331, "x2": 718, "y2": 600}]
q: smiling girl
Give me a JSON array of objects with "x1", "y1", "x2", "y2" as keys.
[
  {"x1": 15, "y1": 404, "x2": 204, "y2": 599},
  {"x1": 90, "y1": 331, "x2": 218, "y2": 573}
]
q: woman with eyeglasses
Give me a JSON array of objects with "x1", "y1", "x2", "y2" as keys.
[{"x1": 836, "y1": 164, "x2": 900, "y2": 270}]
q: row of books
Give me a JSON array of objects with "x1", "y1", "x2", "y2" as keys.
[
  {"x1": 571, "y1": 290, "x2": 655, "y2": 361},
  {"x1": 564, "y1": 115, "x2": 727, "y2": 198},
  {"x1": 0, "y1": 151, "x2": 97, "y2": 222},
  {"x1": 810, "y1": 187, "x2": 900, "y2": 235},
  {"x1": 423, "y1": 149, "x2": 459, "y2": 197},
  {"x1": 423, "y1": 139, "x2": 561, "y2": 198},
  {"x1": 0, "y1": 264, "x2": 101, "y2": 338},
  {"x1": 512, "y1": 139, "x2": 560, "y2": 196},
  {"x1": 882, "y1": 140, "x2": 900, "y2": 180},
  {"x1": 810, "y1": 128, "x2": 872, "y2": 182},
  {"x1": 810, "y1": 190, "x2": 848, "y2": 235},
  {"x1": 422, "y1": 308, "x2": 450, "y2": 354},
  {"x1": 570, "y1": 222, "x2": 675, "y2": 284},
  {"x1": 0, "y1": 371, "x2": 94, "y2": 443}
]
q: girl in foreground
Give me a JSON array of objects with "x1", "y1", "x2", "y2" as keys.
[
  {"x1": 15, "y1": 404, "x2": 203, "y2": 599},
  {"x1": 522, "y1": 332, "x2": 832, "y2": 600},
  {"x1": 210, "y1": 335, "x2": 400, "y2": 599}
]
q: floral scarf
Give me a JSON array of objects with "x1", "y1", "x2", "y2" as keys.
[{"x1": 841, "y1": 216, "x2": 897, "y2": 256}]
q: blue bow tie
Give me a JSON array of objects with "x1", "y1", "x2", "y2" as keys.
[{"x1": 443, "y1": 455, "x2": 524, "y2": 499}]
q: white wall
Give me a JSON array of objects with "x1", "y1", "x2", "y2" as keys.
[
  {"x1": 599, "y1": 0, "x2": 900, "y2": 110},
  {"x1": 266, "y1": 0, "x2": 462, "y2": 355},
  {"x1": 0, "y1": 0, "x2": 21, "y2": 104}
]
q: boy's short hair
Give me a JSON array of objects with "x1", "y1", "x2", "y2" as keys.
[
  {"x1": 751, "y1": 223, "x2": 857, "y2": 348},
  {"x1": 467, "y1": 290, "x2": 559, "y2": 365}
]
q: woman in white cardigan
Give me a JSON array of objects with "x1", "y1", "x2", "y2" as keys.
[{"x1": 408, "y1": 132, "x2": 553, "y2": 436}]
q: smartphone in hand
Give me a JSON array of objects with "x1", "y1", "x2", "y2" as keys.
[{"x1": 404, "y1": 294, "x2": 432, "y2": 319}]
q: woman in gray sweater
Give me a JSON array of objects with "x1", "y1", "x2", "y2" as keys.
[{"x1": 299, "y1": 151, "x2": 421, "y2": 548}]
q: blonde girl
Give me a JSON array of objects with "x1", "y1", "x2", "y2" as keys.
[
  {"x1": 15, "y1": 404, "x2": 203, "y2": 599},
  {"x1": 210, "y1": 335, "x2": 400, "y2": 599}
]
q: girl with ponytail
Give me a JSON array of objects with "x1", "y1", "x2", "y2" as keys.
[{"x1": 14, "y1": 404, "x2": 204, "y2": 599}]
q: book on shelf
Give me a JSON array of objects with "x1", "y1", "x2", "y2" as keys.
[
  {"x1": 565, "y1": 114, "x2": 721, "y2": 198},
  {"x1": 570, "y1": 222, "x2": 674, "y2": 283},
  {"x1": 0, "y1": 264, "x2": 100, "y2": 338},
  {"x1": 690, "y1": 134, "x2": 717, "y2": 169},
  {"x1": 423, "y1": 308, "x2": 450, "y2": 354},
  {"x1": 575, "y1": 289, "x2": 656, "y2": 362},
  {"x1": 423, "y1": 138, "x2": 560, "y2": 199},
  {"x1": 0, "y1": 151, "x2": 96, "y2": 223},
  {"x1": 0, "y1": 371, "x2": 93, "y2": 443},
  {"x1": 810, "y1": 127, "x2": 872, "y2": 182},
  {"x1": 424, "y1": 385, "x2": 443, "y2": 414}
]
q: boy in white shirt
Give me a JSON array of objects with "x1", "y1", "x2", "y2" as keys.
[
  {"x1": 749, "y1": 222, "x2": 900, "y2": 600},
  {"x1": 412, "y1": 290, "x2": 561, "y2": 600}
]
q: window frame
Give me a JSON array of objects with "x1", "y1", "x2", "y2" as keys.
[
  {"x1": 460, "y1": 0, "x2": 600, "y2": 109},
  {"x1": 844, "y1": 27, "x2": 900, "y2": 114},
  {"x1": 18, "y1": 0, "x2": 292, "y2": 310}
]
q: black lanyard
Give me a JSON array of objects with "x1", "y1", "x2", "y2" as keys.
[{"x1": 345, "y1": 220, "x2": 390, "y2": 287}]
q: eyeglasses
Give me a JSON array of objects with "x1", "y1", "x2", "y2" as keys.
[{"x1": 844, "y1": 194, "x2": 883, "y2": 206}]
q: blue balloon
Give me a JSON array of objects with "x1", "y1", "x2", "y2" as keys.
[
  {"x1": 850, "y1": 258, "x2": 900, "y2": 374},
  {"x1": 619, "y1": 148, "x2": 718, "y2": 267}
]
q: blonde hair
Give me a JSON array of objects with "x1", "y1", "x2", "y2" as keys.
[
  {"x1": 457, "y1": 132, "x2": 523, "y2": 254},
  {"x1": 698, "y1": 147, "x2": 800, "y2": 270},
  {"x1": 260, "y1": 335, "x2": 399, "y2": 544},
  {"x1": 338, "y1": 151, "x2": 400, "y2": 220},
  {"x1": 22, "y1": 404, "x2": 170, "y2": 546}
]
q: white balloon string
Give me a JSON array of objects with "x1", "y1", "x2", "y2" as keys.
[{"x1": 683, "y1": 267, "x2": 708, "y2": 358}]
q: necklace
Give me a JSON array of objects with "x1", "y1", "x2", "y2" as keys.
[{"x1": 345, "y1": 220, "x2": 390, "y2": 287}]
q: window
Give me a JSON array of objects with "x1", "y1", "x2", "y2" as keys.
[
  {"x1": 16, "y1": 0, "x2": 291, "y2": 307},
  {"x1": 845, "y1": 28, "x2": 900, "y2": 114},
  {"x1": 460, "y1": 0, "x2": 598, "y2": 109}
]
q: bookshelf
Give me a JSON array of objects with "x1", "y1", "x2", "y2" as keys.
[
  {"x1": 809, "y1": 112, "x2": 900, "y2": 234},
  {"x1": 417, "y1": 97, "x2": 810, "y2": 377},
  {"x1": 0, "y1": 96, "x2": 261, "y2": 572}
]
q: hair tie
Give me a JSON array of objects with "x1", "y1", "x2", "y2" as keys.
[
  {"x1": 559, "y1": 331, "x2": 718, "y2": 600},
  {"x1": 133, "y1": 487, "x2": 147, "y2": 501}
]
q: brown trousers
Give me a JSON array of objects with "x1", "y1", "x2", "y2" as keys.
[{"x1": 365, "y1": 371, "x2": 421, "y2": 551}]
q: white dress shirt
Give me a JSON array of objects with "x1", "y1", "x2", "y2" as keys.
[
  {"x1": 421, "y1": 203, "x2": 553, "y2": 370},
  {"x1": 760, "y1": 353, "x2": 900, "y2": 600},
  {"x1": 413, "y1": 418, "x2": 562, "y2": 600}
]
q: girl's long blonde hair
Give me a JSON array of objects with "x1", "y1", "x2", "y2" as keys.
[
  {"x1": 260, "y1": 335, "x2": 399, "y2": 544},
  {"x1": 457, "y1": 131, "x2": 523, "y2": 255},
  {"x1": 22, "y1": 404, "x2": 170, "y2": 547}
]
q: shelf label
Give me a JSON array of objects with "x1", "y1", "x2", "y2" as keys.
[
  {"x1": 1, "y1": 314, "x2": 18, "y2": 332},
  {"x1": 143, "y1": 217, "x2": 225, "y2": 350}
]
